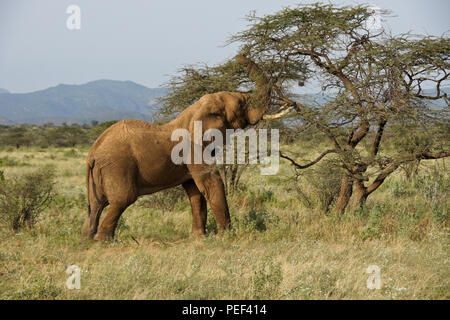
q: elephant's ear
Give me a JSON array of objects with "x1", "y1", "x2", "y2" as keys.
[
  {"x1": 188, "y1": 95, "x2": 227, "y2": 135},
  {"x1": 187, "y1": 97, "x2": 227, "y2": 166},
  {"x1": 189, "y1": 92, "x2": 250, "y2": 134}
]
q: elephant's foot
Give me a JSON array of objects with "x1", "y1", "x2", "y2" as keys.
[
  {"x1": 81, "y1": 220, "x2": 95, "y2": 242},
  {"x1": 81, "y1": 232, "x2": 95, "y2": 242},
  {"x1": 192, "y1": 227, "x2": 206, "y2": 238},
  {"x1": 81, "y1": 227, "x2": 97, "y2": 242},
  {"x1": 93, "y1": 231, "x2": 114, "y2": 242},
  {"x1": 216, "y1": 226, "x2": 231, "y2": 237},
  {"x1": 192, "y1": 232, "x2": 206, "y2": 240}
]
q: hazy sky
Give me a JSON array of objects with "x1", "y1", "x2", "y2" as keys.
[{"x1": 0, "y1": 0, "x2": 449, "y2": 93}]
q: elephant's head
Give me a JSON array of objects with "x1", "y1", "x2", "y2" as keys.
[{"x1": 172, "y1": 53, "x2": 292, "y2": 134}]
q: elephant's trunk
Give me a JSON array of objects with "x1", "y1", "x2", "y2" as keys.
[{"x1": 235, "y1": 54, "x2": 271, "y2": 124}]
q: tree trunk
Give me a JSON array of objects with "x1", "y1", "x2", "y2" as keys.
[
  {"x1": 334, "y1": 175, "x2": 353, "y2": 213},
  {"x1": 353, "y1": 181, "x2": 368, "y2": 209}
]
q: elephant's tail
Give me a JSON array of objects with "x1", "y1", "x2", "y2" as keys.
[
  {"x1": 83, "y1": 158, "x2": 106, "y2": 240},
  {"x1": 86, "y1": 159, "x2": 102, "y2": 212}
]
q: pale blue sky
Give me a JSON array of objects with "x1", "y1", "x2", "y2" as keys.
[{"x1": 0, "y1": 0, "x2": 449, "y2": 93}]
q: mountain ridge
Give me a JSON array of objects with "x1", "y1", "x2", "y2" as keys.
[
  {"x1": 0, "y1": 81, "x2": 447, "y2": 126},
  {"x1": 0, "y1": 80, "x2": 167, "y2": 125}
]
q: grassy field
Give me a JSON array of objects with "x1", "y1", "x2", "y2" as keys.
[{"x1": 0, "y1": 145, "x2": 448, "y2": 299}]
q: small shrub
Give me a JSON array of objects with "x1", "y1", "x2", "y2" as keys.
[
  {"x1": 242, "y1": 209, "x2": 269, "y2": 232},
  {"x1": 413, "y1": 166, "x2": 449, "y2": 206},
  {"x1": 138, "y1": 186, "x2": 185, "y2": 211},
  {"x1": 300, "y1": 160, "x2": 342, "y2": 212},
  {"x1": 359, "y1": 204, "x2": 386, "y2": 240},
  {"x1": 431, "y1": 204, "x2": 448, "y2": 225},
  {"x1": 238, "y1": 188, "x2": 275, "y2": 209},
  {"x1": 0, "y1": 166, "x2": 56, "y2": 230},
  {"x1": 51, "y1": 192, "x2": 86, "y2": 210},
  {"x1": 206, "y1": 210, "x2": 218, "y2": 234},
  {"x1": 390, "y1": 179, "x2": 414, "y2": 198}
]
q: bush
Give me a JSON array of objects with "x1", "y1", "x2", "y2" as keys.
[
  {"x1": 413, "y1": 165, "x2": 449, "y2": 207},
  {"x1": 137, "y1": 186, "x2": 186, "y2": 211},
  {"x1": 300, "y1": 160, "x2": 342, "y2": 212},
  {"x1": 236, "y1": 188, "x2": 275, "y2": 209},
  {"x1": 242, "y1": 209, "x2": 269, "y2": 232},
  {"x1": 0, "y1": 166, "x2": 56, "y2": 230},
  {"x1": 51, "y1": 192, "x2": 86, "y2": 210}
]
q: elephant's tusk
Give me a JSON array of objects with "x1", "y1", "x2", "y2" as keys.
[{"x1": 262, "y1": 105, "x2": 296, "y2": 120}]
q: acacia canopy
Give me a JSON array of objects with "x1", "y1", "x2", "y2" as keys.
[{"x1": 159, "y1": 3, "x2": 449, "y2": 211}]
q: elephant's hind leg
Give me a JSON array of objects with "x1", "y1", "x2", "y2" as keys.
[
  {"x1": 82, "y1": 197, "x2": 107, "y2": 241},
  {"x1": 94, "y1": 202, "x2": 130, "y2": 241},
  {"x1": 182, "y1": 179, "x2": 207, "y2": 237},
  {"x1": 94, "y1": 169, "x2": 137, "y2": 241}
]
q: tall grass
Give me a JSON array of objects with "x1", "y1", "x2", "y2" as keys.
[{"x1": 0, "y1": 147, "x2": 448, "y2": 299}]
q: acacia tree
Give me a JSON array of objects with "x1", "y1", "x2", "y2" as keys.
[
  {"x1": 157, "y1": 3, "x2": 449, "y2": 209},
  {"x1": 228, "y1": 3, "x2": 449, "y2": 211}
]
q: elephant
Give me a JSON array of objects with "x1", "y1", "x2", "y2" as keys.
[{"x1": 81, "y1": 54, "x2": 279, "y2": 241}]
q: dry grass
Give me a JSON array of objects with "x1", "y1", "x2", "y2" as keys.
[{"x1": 0, "y1": 147, "x2": 448, "y2": 299}]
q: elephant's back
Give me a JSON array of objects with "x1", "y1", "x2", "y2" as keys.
[
  {"x1": 87, "y1": 120, "x2": 154, "y2": 165},
  {"x1": 86, "y1": 119, "x2": 178, "y2": 178}
]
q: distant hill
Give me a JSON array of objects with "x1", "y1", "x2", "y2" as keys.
[
  {"x1": 0, "y1": 80, "x2": 167, "y2": 125},
  {"x1": 0, "y1": 117, "x2": 13, "y2": 125},
  {"x1": 0, "y1": 81, "x2": 446, "y2": 126}
]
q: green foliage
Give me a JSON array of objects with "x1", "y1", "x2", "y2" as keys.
[
  {"x1": 206, "y1": 210, "x2": 218, "y2": 234},
  {"x1": 3, "y1": 281, "x2": 63, "y2": 299},
  {"x1": 359, "y1": 204, "x2": 387, "y2": 240},
  {"x1": 0, "y1": 121, "x2": 118, "y2": 149},
  {"x1": 0, "y1": 126, "x2": 34, "y2": 148},
  {"x1": 242, "y1": 208, "x2": 269, "y2": 232},
  {"x1": 239, "y1": 188, "x2": 275, "y2": 209},
  {"x1": 227, "y1": 2, "x2": 449, "y2": 212},
  {"x1": 413, "y1": 165, "x2": 449, "y2": 207},
  {"x1": 137, "y1": 186, "x2": 186, "y2": 211},
  {"x1": 88, "y1": 120, "x2": 118, "y2": 141},
  {"x1": 390, "y1": 179, "x2": 415, "y2": 198},
  {"x1": 51, "y1": 192, "x2": 86, "y2": 210},
  {"x1": 44, "y1": 125, "x2": 89, "y2": 147},
  {"x1": 413, "y1": 164, "x2": 449, "y2": 225},
  {"x1": 0, "y1": 166, "x2": 56, "y2": 230},
  {"x1": 297, "y1": 160, "x2": 343, "y2": 212},
  {"x1": 156, "y1": 61, "x2": 247, "y2": 122}
]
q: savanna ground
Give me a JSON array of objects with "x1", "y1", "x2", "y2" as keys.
[{"x1": 0, "y1": 142, "x2": 448, "y2": 300}]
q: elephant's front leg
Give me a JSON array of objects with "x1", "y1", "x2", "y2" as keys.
[
  {"x1": 190, "y1": 169, "x2": 231, "y2": 234},
  {"x1": 182, "y1": 179, "x2": 207, "y2": 236}
]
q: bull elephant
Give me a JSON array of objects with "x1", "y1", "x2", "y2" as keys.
[{"x1": 81, "y1": 54, "x2": 282, "y2": 241}]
